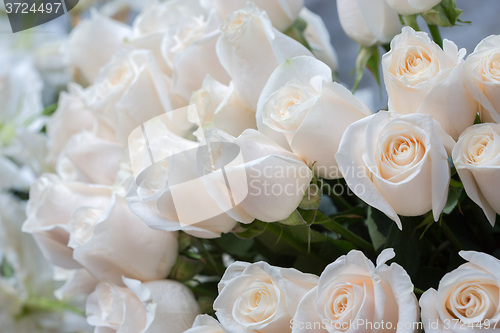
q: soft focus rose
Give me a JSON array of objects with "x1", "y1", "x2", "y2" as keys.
[
  {"x1": 132, "y1": 0, "x2": 229, "y2": 101},
  {"x1": 292, "y1": 249, "x2": 419, "y2": 333},
  {"x1": 183, "y1": 315, "x2": 226, "y2": 333},
  {"x1": 127, "y1": 124, "x2": 312, "y2": 238},
  {"x1": 420, "y1": 251, "x2": 500, "y2": 332},
  {"x1": 299, "y1": 8, "x2": 339, "y2": 71},
  {"x1": 335, "y1": 111, "x2": 454, "y2": 228},
  {"x1": 337, "y1": 0, "x2": 402, "y2": 46},
  {"x1": 56, "y1": 132, "x2": 124, "y2": 186},
  {"x1": 257, "y1": 56, "x2": 371, "y2": 179},
  {"x1": 85, "y1": 49, "x2": 191, "y2": 144},
  {"x1": 69, "y1": 194, "x2": 178, "y2": 285},
  {"x1": 189, "y1": 75, "x2": 257, "y2": 137},
  {"x1": 22, "y1": 174, "x2": 112, "y2": 269},
  {"x1": 385, "y1": 0, "x2": 442, "y2": 16},
  {"x1": 213, "y1": 261, "x2": 318, "y2": 333},
  {"x1": 464, "y1": 35, "x2": 500, "y2": 123},
  {"x1": 159, "y1": 10, "x2": 230, "y2": 101},
  {"x1": 204, "y1": 0, "x2": 303, "y2": 31},
  {"x1": 64, "y1": 11, "x2": 131, "y2": 84},
  {"x1": 0, "y1": 53, "x2": 46, "y2": 191},
  {"x1": 47, "y1": 83, "x2": 117, "y2": 166},
  {"x1": 216, "y1": 2, "x2": 311, "y2": 110},
  {"x1": 87, "y1": 278, "x2": 200, "y2": 333},
  {"x1": 452, "y1": 123, "x2": 500, "y2": 226},
  {"x1": 383, "y1": 27, "x2": 477, "y2": 140}
]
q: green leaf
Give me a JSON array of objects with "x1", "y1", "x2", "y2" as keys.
[
  {"x1": 233, "y1": 220, "x2": 268, "y2": 239},
  {"x1": 365, "y1": 207, "x2": 386, "y2": 250},
  {"x1": 422, "y1": 0, "x2": 465, "y2": 27},
  {"x1": 168, "y1": 255, "x2": 206, "y2": 282},
  {"x1": 284, "y1": 17, "x2": 312, "y2": 52},
  {"x1": 422, "y1": 6, "x2": 452, "y2": 27},
  {"x1": 298, "y1": 184, "x2": 322, "y2": 210},
  {"x1": 279, "y1": 210, "x2": 306, "y2": 226},
  {"x1": 385, "y1": 217, "x2": 422, "y2": 278},
  {"x1": 353, "y1": 46, "x2": 380, "y2": 92},
  {"x1": 214, "y1": 233, "x2": 254, "y2": 258},
  {"x1": 443, "y1": 188, "x2": 461, "y2": 215},
  {"x1": 42, "y1": 103, "x2": 58, "y2": 117}
]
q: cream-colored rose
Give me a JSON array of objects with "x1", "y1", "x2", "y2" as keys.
[
  {"x1": 383, "y1": 27, "x2": 477, "y2": 140},
  {"x1": 70, "y1": 194, "x2": 178, "y2": 285},
  {"x1": 64, "y1": 11, "x2": 131, "y2": 84},
  {"x1": 47, "y1": 83, "x2": 117, "y2": 166},
  {"x1": 452, "y1": 123, "x2": 500, "y2": 226},
  {"x1": 204, "y1": 0, "x2": 303, "y2": 31},
  {"x1": 87, "y1": 278, "x2": 200, "y2": 333},
  {"x1": 216, "y1": 2, "x2": 311, "y2": 110},
  {"x1": 385, "y1": 0, "x2": 442, "y2": 16},
  {"x1": 299, "y1": 8, "x2": 338, "y2": 72},
  {"x1": 292, "y1": 249, "x2": 419, "y2": 333},
  {"x1": 56, "y1": 131, "x2": 124, "y2": 186},
  {"x1": 464, "y1": 35, "x2": 500, "y2": 123},
  {"x1": 420, "y1": 251, "x2": 500, "y2": 333},
  {"x1": 183, "y1": 315, "x2": 226, "y2": 333},
  {"x1": 337, "y1": 0, "x2": 402, "y2": 46},
  {"x1": 257, "y1": 56, "x2": 371, "y2": 179},
  {"x1": 214, "y1": 261, "x2": 318, "y2": 333},
  {"x1": 335, "y1": 111, "x2": 454, "y2": 228},
  {"x1": 131, "y1": 0, "x2": 229, "y2": 100},
  {"x1": 127, "y1": 119, "x2": 313, "y2": 238},
  {"x1": 189, "y1": 75, "x2": 257, "y2": 137},
  {"x1": 22, "y1": 174, "x2": 113, "y2": 269},
  {"x1": 85, "y1": 49, "x2": 191, "y2": 144}
]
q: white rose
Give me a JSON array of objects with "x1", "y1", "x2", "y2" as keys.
[
  {"x1": 335, "y1": 111, "x2": 454, "y2": 228},
  {"x1": 385, "y1": 0, "x2": 442, "y2": 16},
  {"x1": 70, "y1": 194, "x2": 178, "y2": 285},
  {"x1": 160, "y1": 11, "x2": 230, "y2": 101},
  {"x1": 420, "y1": 251, "x2": 500, "y2": 333},
  {"x1": 464, "y1": 35, "x2": 500, "y2": 123},
  {"x1": 257, "y1": 56, "x2": 371, "y2": 179},
  {"x1": 0, "y1": 193, "x2": 53, "y2": 290},
  {"x1": 337, "y1": 0, "x2": 402, "y2": 46},
  {"x1": 47, "y1": 83, "x2": 117, "y2": 166},
  {"x1": 214, "y1": 261, "x2": 318, "y2": 333},
  {"x1": 452, "y1": 123, "x2": 500, "y2": 226},
  {"x1": 131, "y1": 0, "x2": 229, "y2": 100},
  {"x1": 85, "y1": 49, "x2": 191, "y2": 144},
  {"x1": 87, "y1": 278, "x2": 200, "y2": 333},
  {"x1": 216, "y1": 2, "x2": 312, "y2": 110},
  {"x1": 183, "y1": 315, "x2": 226, "y2": 333},
  {"x1": 292, "y1": 249, "x2": 419, "y2": 333},
  {"x1": 54, "y1": 268, "x2": 98, "y2": 301},
  {"x1": 204, "y1": 0, "x2": 303, "y2": 31},
  {"x1": 56, "y1": 131, "x2": 124, "y2": 186},
  {"x1": 127, "y1": 119, "x2": 313, "y2": 238},
  {"x1": 189, "y1": 75, "x2": 257, "y2": 137},
  {"x1": 64, "y1": 11, "x2": 131, "y2": 84},
  {"x1": 299, "y1": 8, "x2": 338, "y2": 71},
  {"x1": 22, "y1": 174, "x2": 113, "y2": 269},
  {"x1": 382, "y1": 27, "x2": 477, "y2": 140}
]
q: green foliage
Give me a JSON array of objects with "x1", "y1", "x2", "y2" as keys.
[{"x1": 353, "y1": 45, "x2": 380, "y2": 93}]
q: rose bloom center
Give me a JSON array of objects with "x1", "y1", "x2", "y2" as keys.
[
  {"x1": 378, "y1": 130, "x2": 426, "y2": 181},
  {"x1": 466, "y1": 134, "x2": 494, "y2": 165}
]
